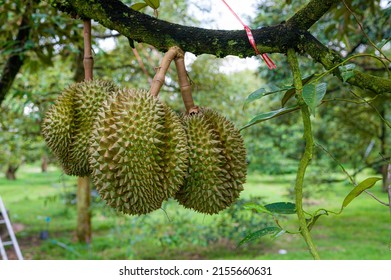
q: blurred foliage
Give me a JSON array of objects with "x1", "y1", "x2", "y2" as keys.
[{"x1": 249, "y1": 0, "x2": 391, "y2": 177}]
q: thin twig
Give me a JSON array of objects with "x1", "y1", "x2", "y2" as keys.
[
  {"x1": 321, "y1": 95, "x2": 379, "y2": 105},
  {"x1": 341, "y1": 0, "x2": 391, "y2": 63},
  {"x1": 317, "y1": 142, "x2": 390, "y2": 206},
  {"x1": 316, "y1": 142, "x2": 356, "y2": 185},
  {"x1": 132, "y1": 46, "x2": 152, "y2": 84},
  {"x1": 364, "y1": 190, "x2": 390, "y2": 207},
  {"x1": 349, "y1": 90, "x2": 391, "y2": 128}
]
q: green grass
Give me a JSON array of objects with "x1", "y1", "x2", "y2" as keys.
[{"x1": 0, "y1": 163, "x2": 390, "y2": 260}]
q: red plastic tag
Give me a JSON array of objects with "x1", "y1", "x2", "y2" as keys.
[{"x1": 220, "y1": 0, "x2": 276, "y2": 69}]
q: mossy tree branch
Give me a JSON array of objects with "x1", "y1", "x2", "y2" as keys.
[
  {"x1": 48, "y1": 0, "x2": 391, "y2": 95},
  {"x1": 299, "y1": 33, "x2": 391, "y2": 94},
  {"x1": 286, "y1": 0, "x2": 339, "y2": 30}
]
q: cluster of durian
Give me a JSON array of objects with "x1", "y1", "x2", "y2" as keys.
[{"x1": 42, "y1": 79, "x2": 247, "y2": 215}]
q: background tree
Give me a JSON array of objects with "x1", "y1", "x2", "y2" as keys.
[{"x1": 250, "y1": 0, "x2": 390, "y2": 187}]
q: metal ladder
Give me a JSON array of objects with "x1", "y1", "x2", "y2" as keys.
[{"x1": 0, "y1": 196, "x2": 23, "y2": 260}]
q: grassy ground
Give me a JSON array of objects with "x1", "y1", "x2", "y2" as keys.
[{"x1": 0, "y1": 164, "x2": 390, "y2": 260}]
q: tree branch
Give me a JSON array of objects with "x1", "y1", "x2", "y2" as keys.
[
  {"x1": 48, "y1": 0, "x2": 391, "y2": 95},
  {"x1": 300, "y1": 33, "x2": 391, "y2": 94},
  {"x1": 286, "y1": 0, "x2": 339, "y2": 30},
  {"x1": 48, "y1": 0, "x2": 293, "y2": 56}
]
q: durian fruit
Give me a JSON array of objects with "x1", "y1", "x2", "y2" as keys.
[
  {"x1": 89, "y1": 89, "x2": 188, "y2": 215},
  {"x1": 160, "y1": 104, "x2": 189, "y2": 198},
  {"x1": 175, "y1": 108, "x2": 247, "y2": 214},
  {"x1": 42, "y1": 79, "x2": 118, "y2": 176}
]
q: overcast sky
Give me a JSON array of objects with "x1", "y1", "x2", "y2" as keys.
[{"x1": 187, "y1": 0, "x2": 261, "y2": 72}]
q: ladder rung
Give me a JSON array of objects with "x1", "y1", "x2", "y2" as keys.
[
  {"x1": 3, "y1": 241, "x2": 13, "y2": 246},
  {"x1": 0, "y1": 220, "x2": 6, "y2": 224},
  {"x1": 0, "y1": 196, "x2": 24, "y2": 260}
]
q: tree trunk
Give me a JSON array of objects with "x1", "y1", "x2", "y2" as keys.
[
  {"x1": 5, "y1": 165, "x2": 18, "y2": 180},
  {"x1": 76, "y1": 176, "x2": 91, "y2": 243},
  {"x1": 0, "y1": 0, "x2": 39, "y2": 106},
  {"x1": 41, "y1": 155, "x2": 48, "y2": 172}
]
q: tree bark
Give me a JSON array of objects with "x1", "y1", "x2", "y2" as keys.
[
  {"x1": 0, "y1": 0, "x2": 39, "y2": 106},
  {"x1": 48, "y1": 0, "x2": 391, "y2": 95},
  {"x1": 5, "y1": 165, "x2": 19, "y2": 180}
]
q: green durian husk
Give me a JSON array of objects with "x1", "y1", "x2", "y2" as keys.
[
  {"x1": 41, "y1": 79, "x2": 118, "y2": 176},
  {"x1": 89, "y1": 89, "x2": 188, "y2": 215},
  {"x1": 175, "y1": 108, "x2": 247, "y2": 214}
]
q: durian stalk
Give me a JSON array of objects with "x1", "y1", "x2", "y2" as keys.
[
  {"x1": 150, "y1": 46, "x2": 181, "y2": 97},
  {"x1": 83, "y1": 20, "x2": 93, "y2": 81},
  {"x1": 174, "y1": 52, "x2": 198, "y2": 114}
]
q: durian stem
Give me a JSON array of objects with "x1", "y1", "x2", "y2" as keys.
[
  {"x1": 287, "y1": 48, "x2": 320, "y2": 260},
  {"x1": 174, "y1": 52, "x2": 198, "y2": 114},
  {"x1": 150, "y1": 46, "x2": 180, "y2": 97},
  {"x1": 83, "y1": 19, "x2": 93, "y2": 81}
]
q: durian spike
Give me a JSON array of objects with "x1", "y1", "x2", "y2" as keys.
[
  {"x1": 174, "y1": 52, "x2": 199, "y2": 114},
  {"x1": 150, "y1": 46, "x2": 181, "y2": 97}
]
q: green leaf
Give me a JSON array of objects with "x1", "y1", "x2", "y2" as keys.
[
  {"x1": 302, "y1": 84, "x2": 316, "y2": 113},
  {"x1": 302, "y1": 83, "x2": 327, "y2": 114},
  {"x1": 281, "y1": 74, "x2": 315, "y2": 107},
  {"x1": 243, "y1": 88, "x2": 267, "y2": 108},
  {"x1": 281, "y1": 88, "x2": 295, "y2": 108},
  {"x1": 131, "y1": 2, "x2": 148, "y2": 11},
  {"x1": 264, "y1": 202, "x2": 296, "y2": 214},
  {"x1": 144, "y1": 0, "x2": 160, "y2": 9},
  {"x1": 238, "y1": 227, "x2": 281, "y2": 247},
  {"x1": 243, "y1": 203, "x2": 272, "y2": 215},
  {"x1": 340, "y1": 71, "x2": 356, "y2": 82},
  {"x1": 244, "y1": 87, "x2": 294, "y2": 109},
  {"x1": 315, "y1": 83, "x2": 327, "y2": 105},
  {"x1": 306, "y1": 213, "x2": 325, "y2": 232},
  {"x1": 376, "y1": 38, "x2": 390, "y2": 49},
  {"x1": 339, "y1": 64, "x2": 356, "y2": 82},
  {"x1": 339, "y1": 63, "x2": 356, "y2": 72},
  {"x1": 272, "y1": 229, "x2": 286, "y2": 239},
  {"x1": 342, "y1": 177, "x2": 382, "y2": 208},
  {"x1": 240, "y1": 106, "x2": 299, "y2": 131}
]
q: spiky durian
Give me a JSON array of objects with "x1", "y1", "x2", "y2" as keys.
[
  {"x1": 89, "y1": 89, "x2": 188, "y2": 215},
  {"x1": 160, "y1": 104, "x2": 189, "y2": 198},
  {"x1": 42, "y1": 79, "x2": 118, "y2": 176},
  {"x1": 175, "y1": 108, "x2": 247, "y2": 214}
]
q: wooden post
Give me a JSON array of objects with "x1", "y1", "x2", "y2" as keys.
[{"x1": 76, "y1": 19, "x2": 93, "y2": 244}]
